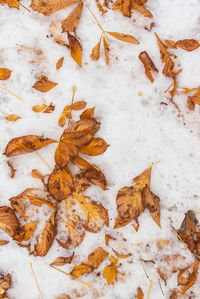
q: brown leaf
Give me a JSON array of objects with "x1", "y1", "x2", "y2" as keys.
[
  {"x1": 33, "y1": 76, "x2": 58, "y2": 92},
  {"x1": 112, "y1": 249, "x2": 132, "y2": 259},
  {"x1": 131, "y1": 1, "x2": 152, "y2": 18},
  {"x1": 31, "y1": 0, "x2": 80, "y2": 16},
  {"x1": 48, "y1": 167, "x2": 73, "y2": 201},
  {"x1": 114, "y1": 214, "x2": 133, "y2": 228},
  {"x1": 0, "y1": 240, "x2": 9, "y2": 246},
  {"x1": 107, "y1": 32, "x2": 139, "y2": 44},
  {"x1": 32, "y1": 104, "x2": 47, "y2": 112},
  {"x1": 7, "y1": 161, "x2": 16, "y2": 178},
  {"x1": 31, "y1": 169, "x2": 44, "y2": 180},
  {"x1": 14, "y1": 222, "x2": 38, "y2": 242},
  {"x1": 56, "y1": 57, "x2": 64, "y2": 70},
  {"x1": 156, "y1": 239, "x2": 170, "y2": 248},
  {"x1": 137, "y1": 287, "x2": 144, "y2": 299},
  {"x1": 61, "y1": 2, "x2": 83, "y2": 32},
  {"x1": 176, "y1": 211, "x2": 200, "y2": 260},
  {"x1": 51, "y1": 254, "x2": 74, "y2": 266},
  {"x1": 105, "y1": 234, "x2": 115, "y2": 246},
  {"x1": 164, "y1": 40, "x2": 176, "y2": 49},
  {"x1": 4, "y1": 135, "x2": 57, "y2": 157},
  {"x1": 67, "y1": 33, "x2": 82, "y2": 67},
  {"x1": 79, "y1": 137, "x2": 109, "y2": 156},
  {"x1": 57, "y1": 198, "x2": 85, "y2": 249},
  {"x1": 142, "y1": 186, "x2": 161, "y2": 227},
  {"x1": 103, "y1": 264, "x2": 118, "y2": 285},
  {"x1": 103, "y1": 37, "x2": 110, "y2": 65},
  {"x1": 0, "y1": 273, "x2": 12, "y2": 299},
  {"x1": 0, "y1": 206, "x2": 19, "y2": 236},
  {"x1": 4, "y1": 114, "x2": 21, "y2": 121},
  {"x1": 73, "y1": 173, "x2": 91, "y2": 192},
  {"x1": 132, "y1": 165, "x2": 152, "y2": 191},
  {"x1": 176, "y1": 39, "x2": 199, "y2": 51},
  {"x1": 177, "y1": 262, "x2": 200, "y2": 295},
  {"x1": 34, "y1": 212, "x2": 56, "y2": 256},
  {"x1": 55, "y1": 295, "x2": 71, "y2": 299},
  {"x1": 67, "y1": 100, "x2": 86, "y2": 110},
  {"x1": 0, "y1": 68, "x2": 11, "y2": 80},
  {"x1": 80, "y1": 107, "x2": 95, "y2": 119},
  {"x1": 90, "y1": 39, "x2": 101, "y2": 61},
  {"x1": 121, "y1": 0, "x2": 131, "y2": 17},
  {"x1": 139, "y1": 51, "x2": 158, "y2": 83},
  {"x1": 73, "y1": 192, "x2": 109, "y2": 232}
]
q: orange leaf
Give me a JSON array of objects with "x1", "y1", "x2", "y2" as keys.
[
  {"x1": 107, "y1": 32, "x2": 139, "y2": 44},
  {"x1": 176, "y1": 39, "x2": 199, "y2": 51},
  {"x1": 121, "y1": 0, "x2": 131, "y2": 17},
  {"x1": 90, "y1": 39, "x2": 101, "y2": 61},
  {"x1": 4, "y1": 114, "x2": 21, "y2": 122},
  {"x1": 50, "y1": 254, "x2": 74, "y2": 266},
  {"x1": 31, "y1": 0, "x2": 80, "y2": 16},
  {"x1": 0, "y1": 240, "x2": 9, "y2": 246},
  {"x1": 137, "y1": 287, "x2": 144, "y2": 299},
  {"x1": 0, "y1": 68, "x2": 11, "y2": 80},
  {"x1": 67, "y1": 33, "x2": 82, "y2": 67},
  {"x1": 7, "y1": 161, "x2": 16, "y2": 178},
  {"x1": 33, "y1": 76, "x2": 58, "y2": 92},
  {"x1": 31, "y1": 169, "x2": 44, "y2": 180},
  {"x1": 14, "y1": 221, "x2": 38, "y2": 242},
  {"x1": 103, "y1": 264, "x2": 118, "y2": 285},
  {"x1": 61, "y1": 2, "x2": 83, "y2": 32},
  {"x1": 80, "y1": 107, "x2": 95, "y2": 119},
  {"x1": 32, "y1": 104, "x2": 47, "y2": 112},
  {"x1": 139, "y1": 51, "x2": 158, "y2": 83},
  {"x1": 56, "y1": 57, "x2": 64, "y2": 70},
  {"x1": 79, "y1": 137, "x2": 109, "y2": 156},
  {"x1": 131, "y1": 1, "x2": 152, "y2": 18},
  {"x1": 142, "y1": 186, "x2": 161, "y2": 227},
  {"x1": 0, "y1": 206, "x2": 19, "y2": 237},
  {"x1": 66, "y1": 100, "x2": 86, "y2": 110},
  {"x1": 178, "y1": 262, "x2": 200, "y2": 295},
  {"x1": 103, "y1": 37, "x2": 109, "y2": 65}
]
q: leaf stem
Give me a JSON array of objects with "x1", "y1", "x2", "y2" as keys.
[
  {"x1": 35, "y1": 152, "x2": 52, "y2": 171},
  {"x1": 0, "y1": 86, "x2": 23, "y2": 100},
  {"x1": 67, "y1": 85, "x2": 77, "y2": 127},
  {"x1": 29, "y1": 263, "x2": 44, "y2": 299}
]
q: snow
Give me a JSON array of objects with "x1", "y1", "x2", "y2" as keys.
[{"x1": 0, "y1": 0, "x2": 200, "y2": 298}]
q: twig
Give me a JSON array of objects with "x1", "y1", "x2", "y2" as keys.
[
  {"x1": 50, "y1": 265, "x2": 91, "y2": 288},
  {"x1": 18, "y1": 2, "x2": 31, "y2": 12},
  {"x1": 35, "y1": 152, "x2": 52, "y2": 171},
  {"x1": 29, "y1": 263, "x2": 44, "y2": 299},
  {"x1": 140, "y1": 260, "x2": 149, "y2": 279},
  {"x1": 0, "y1": 86, "x2": 23, "y2": 100},
  {"x1": 67, "y1": 85, "x2": 77, "y2": 127},
  {"x1": 158, "y1": 278, "x2": 164, "y2": 296}
]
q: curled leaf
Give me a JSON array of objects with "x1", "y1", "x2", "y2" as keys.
[
  {"x1": 178, "y1": 262, "x2": 200, "y2": 295},
  {"x1": 7, "y1": 161, "x2": 16, "y2": 178},
  {"x1": 0, "y1": 240, "x2": 9, "y2": 246},
  {"x1": 139, "y1": 51, "x2": 158, "y2": 83},
  {"x1": 50, "y1": 254, "x2": 74, "y2": 266},
  {"x1": 90, "y1": 39, "x2": 101, "y2": 61},
  {"x1": 137, "y1": 287, "x2": 144, "y2": 299},
  {"x1": 31, "y1": 0, "x2": 80, "y2": 16},
  {"x1": 56, "y1": 57, "x2": 64, "y2": 70}
]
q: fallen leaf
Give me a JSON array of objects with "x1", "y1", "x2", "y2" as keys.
[
  {"x1": 0, "y1": 0, "x2": 19, "y2": 8},
  {"x1": 73, "y1": 173, "x2": 91, "y2": 192},
  {"x1": 31, "y1": 169, "x2": 44, "y2": 180},
  {"x1": 0, "y1": 240, "x2": 9, "y2": 246},
  {"x1": 66, "y1": 100, "x2": 87, "y2": 110},
  {"x1": 112, "y1": 249, "x2": 132, "y2": 259},
  {"x1": 132, "y1": 165, "x2": 152, "y2": 191},
  {"x1": 67, "y1": 33, "x2": 82, "y2": 67},
  {"x1": 55, "y1": 295, "x2": 71, "y2": 299},
  {"x1": 51, "y1": 254, "x2": 74, "y2": 266},
  {"x1": 0, "y1": 206, "x2": 19, "y2": 236},
  {"x1": 14, "y1": 222, "x2": 38, "y2": 242},
  {"x1": 103, "y1": 37, "x2": 109, "y2": 65},
  {"x1": 139, "y1": 51, "x2": 158, "y2": 82},
  {"x1": 4, "y1": 114, "x2": 21, "y2": 121},
  {"x1": 48, "y1": 167, "x2": 73, "y2": 201},
  {"x1": 121, "y1": 0, "x2": 131, "y2": 17},
  {"x1": 4, "y1": 135, "x2": 57, "y2": 157},
  {"x1": 137, "y1": 287, "x2": 144, "y2": 299},
  {"x1": 56, "y1": 57, "x2": 64, "y2": 70},
  {"x1": 90, "y1": 39, "x2": 101, "y2": 61},
  {"x1": 32, "y1": 104, "x2": 47, "y2": 112},
  {"x1": 142, "y1": 186, "x2": 160, "y2": 227},
  {"x1": 79, "y1": 137, "x2": 109, "y2": 156},
  {"x1": 103, "y1": 264, "x2": 118, "y2": 285},
  {"x1": 177, "y1": 261, "x2": 200, "y2": 295},
  {"x1": 107, "y1": 32, "x2": 139, "y2": 44},
  {"x1": 33, "y1": 76, "x2": 58, "y2": 92},
  {"x1": 156, "y1": 239, "x2": 170, "y2": 248},
  {"x1": 80, "y1": 107, "x2": 95, "y2": 119},
  {"x1": 105, "y1": 234, "x2": 115, "y2": 246},
  {"x1": 31, "y1": 0, "x2": 80, "y2": 16},
  {"x1": 0, "y1": 68, "x2": 11, "y2": 80},
  {"x1": 176, "y1": 39, "x2": 199, "y2": 51},
  {"x1": 70, "y1": 264, "x2": 92, "y2": 278},
  {"x1": 131, "y1": 1, "x2": 152, "y2": 18},
  {"x1": 7, "y1": 161, "x2": 16, "y2": 178},
  {"x1": 164, "y1": 40, "x2": 176, "y2": 49},
  {"x1": 0, "y1": 273, "x2": 12, "y2": 299},
  {"x1": 61, "y1": 2, "x2": 83, "y2": 32}
]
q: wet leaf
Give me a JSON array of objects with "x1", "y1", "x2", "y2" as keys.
[
  {"x1": 4, "y1": 114, "x2": 20, "y2": 121},
  {"x1": 139, "y1": 51, "x2": 158, "y2": 82},
  {"x1": 56, "y1": 57, "x2": 64, "y2": 70},
  {"x1": 0, "y1": 68, "x2": 11, "y2": 80},
  {"x1": 61, "y1": 2, "x2": 83, "y2": 32},
  {"x1": 103, "y1": 37, "x2": 109, "y2": 65},
  {"x1": 31, "y1": 0, "x2": 80, "y2": 16},
  {"x1": 33, "y1": 76, "x2": 58, "y2": 92},
  {"x1": 90, "y1": 39, "x2": 101, "y2": 61},
  {"x1": 7, "y1": 161, "x2": 16, "y2": 178},
  {"x1": 50, "y1": 254, "x2": 74, "y2": 266},
  {"x1": 177, "y1": 262, "x2": 200, "y2": 295},
  {"x1": 67, "y1": 33, "x2": 82, "y2": 67},
  {"x1": 176, "y1": 39, "x2": 199, "y2": 51},
  {"x1": 107, "y1": 32, "x2": 139, "y2": 44},
  {"x1": 103, "y1": 264, "x2": 118, "y2": 285},
  {"x1": 4, "y1": 135, "x2": 57, "y2": 157},
  {"x1": 0, "y1": 206, "x2": 19, "y2": 236}
]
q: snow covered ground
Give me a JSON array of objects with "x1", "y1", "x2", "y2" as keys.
[{"x1": 0, "y1": 0, "x2": 200, "y2": 298}]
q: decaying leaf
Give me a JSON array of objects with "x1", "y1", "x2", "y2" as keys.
[
  {"x1": 34, "y1": 212, "x2": 56, "y2": 256},
  {"x1": 139, "y1": 51, "x2": 158, "y2": 83},
  {"x1": 56, "y1": 57, "x2": 64, "y2": 70},
  {"x1": 0, "y1": 206, "x2": 19, "y2": 236},
  {"x1": 0, "y1": 68, "x2": 11, "y2": 80},
  {"x1": 33, "y1": 76, "x2": 58, "y2": 92},
  {"x1": 112, "y1": 249, "x2": 132, "y2": 259},
  {"x1": 0, "y1": 273, "x2": 12, "y2": 299},
  {"x1": 67, "y1": 33, "x2": 82, "y2": 67},
  {"x1": 114, "y1": 164, "x2": 160, "y2": 228},
  {"x1": 176, "y1": 39, "x2": 199, "y2": 52},
  {"x1": 61, "y1": 2, "x2": 83, "y2": 32},
  {"x1": 177, "y1": 261, "x2": 200, "y2": 295},
  {"x1": 4, "y1": 114, "x2": 21, "y2": 121},
  {"x1": 4, "y1": 135, "x2": 57, "y2": 157},
  {"x1": 103, "y1": 264, "x2": 118, "y2": 285},
  {"x1": 31, "y1": 0, "x2": 80, "y2": 16},
  {"x1": 14, "y1": 222, "x2": 38, "y2": 242},
  {"x1": 73, "y1": 173, "x2": 91, "y2": 192},
  {"x1": 164, "y1": 39, "x2": 176, "y2": 49},
  {"x1": 50, "y1": 254, "x2": 74, "y2": 266},
  {"x1": 107, "y1": 32, "x2": 139, "y2": 44},
  {"x1": 121, "y1": 0, "x2": 131, "y2": 17},
  {"x1": 90, "y1": 39, "x2": 101, "y2": 61},
  {"x1": 7, "y1": 161, "x2": 16, "y2": 178},
  {"x1": 103, "y1": 37, "x2": 109, "y2": 65},
  {"x1": 137, "y1": 287, "x2": 144, "y2": 299},
  {"x1": 73, "y1": 192, "x2": 109, "y2": 232},
  {"x1": 176, "y1": 211, "x2": 200, "y2": 260},
  {"x1": 105, "y1": 234, "x2": 115, "y2": 246},
  {"x1": 71, "y1": 247, "x2": 108, "y2": 277},
  {"x1": 0, "y1": 240, "x2": 9, "y2": 246}
]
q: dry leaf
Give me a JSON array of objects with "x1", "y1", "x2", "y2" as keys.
[
  {"x1": 55, "y1": 295, "x2": 71, "y2": 299},
  {"x1": 103, "y1": 37, "x2": 109, "y2": 65},
  {"x1": 0, "y1": 68, "x2": 11, "y2": 80},
  {"x1": 156, "y1": 239, "x2": 170, "y2": 248},
  {"x1": 61, "y1": 2, "x2": 83, "y2": 32},
  {"x1": 131, "y1": 1, "x2": 152, "y2": 18},
  {"x1": 0, "y1": 206, "x2": 19, "y2": 236},
  {"x1": 132, "y1": 165, "x2": 152, "y2": 191},
  {"x1": 0, "y1": 0, "x2": 19, "y2": 8},
  {"x1": 34, "y1": 212, "x2": 56, "y2": 256},
  {"x1": 107, "y1": 32, "x2": 139, "y2": 44},
  {"x1": 142, "y1": 185, "x2": 160, "y2": 227},
  {"x1": 14, "y1": 222, "x2": 38, "y2": 242},
  {"x1": 103, "y1": 264, "x2": 118, "y2": 285},
  {"x1": 33, "y1": 76, "x2": 58, "y2": 92},
  {"x1": 48, "y1": 167, "x2": 73, "y2": 201},
  {"x1": 67, "y1": 33, "x2": 82, "y2": 67},
  {"x1": 4, "y1": 114, "x2": 20, "y2": 121},
  {"x1": 56, "y1": 57, "x2": 64, "y2": 70},
  {"x1": 139, "y1": 51, "x2": 158, "y2": 83},
  {"x1": 73, "y1": 192, "x2": 109, "y2": 232},
  {"x1": 7, "y1": 161, "x2": 16, "y2": 178},
  {"x1": 79, "y1": 138, "x2": 109, "y2": 156},
  {"x1": 32, "y1": 104, "x2": 47, "y2": 112},
  {"x1": 67, "y1": 101, "x2": 86, "y2": 110},
  {"x1": 4, "y1": 135, "x2": 57, "y2": 157},
  {"x1": 177, "y1": 262, "x2": 200, "y2": 295},
  {"x1": 121, "y1": 0, "x2": 131, "y2": 17},
  {"x1": 90, "y1": 39, "x2": 101, "y2": 61},
  {"x1": 176, "y1": 211, "x2": 200, "y2": 260},
  {"x1": 73, "y1": 173, "x2": 91, "y2": 192},
  {"x1": 176, "y1": 39, "x2": 199, "y2": 51},
  {"x1": 31, "y1": 0, "x2": 80, "y2": 16},
  {"x1": 105, "y1": 234, "x2": 115, "y2": 246},
  {"x1": 31, "y1": 169, "x2": 44, "y2": 180},
  {"x1": 0, "y1": 273, "x2": 12, "y2": 299},
  {"x1": 0, "y1": 240, "x2": 9, "y2": 246},
  {"x1": 80, "y1": 107, "x2": 95, "y2": 119},
  {"x1": 51, "y1": 254, "x2": 74, "y2": 266},
  {"x1": 70, "y1": 264, "x2": 92, "y2": 278},
  {"x1": 137, "y1": 287, "x2": 144, "y2": 299},
  {"x1": 112, "y1": 249, "x2": 132, "y2": 259},
  {"x1": 164, "y1": 40, "x2": 176, "y2": 49}
]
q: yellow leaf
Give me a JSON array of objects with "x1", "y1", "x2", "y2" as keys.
[
  {"x1": 61, "y1": 2, "x2": 83, "y2": 32},
  {"x1": 132, "y1": 165, "x2": 152, "y2": 191},
  {"x1": 31, "y1": 169, "x2": 44, "y2": 180},
  {"x1": 80, "y1": 107, "x2": 95, "y2": 119},
  {"x1": 103, "y1": 264, "x2": 118, "y2": 285},
  {"x1": 70, "y1": 264, "x2": 92, "y2": 278},
  {"x1": 31, "y1": 0, "x2": 80, "y2": 16},
  {"x1": 0, "y1": 68, "x2": 11, "y2": 80},
  {"x1": 66, "y1": 100, "x2": 87, "y2": 110},
  {"x1": 4, "y1": 114, "x2": 21, "y2": 122},
  {"x1": 67, "y1": 33, "x2": 82, "y2": 67},
  {"x1": 112, "y1": 249, "x2": 132, "y2": 259},
  {"x1": 32, "y1": 76, "x2": 58, "y2": 92},
  {"x1": 109, "y1": 256, "x2": 118, "y2": 265},
  {"x1": 32, "y1": 104, "x2": 47, "y2": 112},
  {"x1": 56, "y1": 57, "x2": 64, "y2": 70},
  {"x1": 14, "y1": 221, "x2": 38, "y2": 242},
  {"x1": 103, "y1": 37, "x2": 109, "y2": 65},
  {"x1": 107, "y1": 32, "x2": 139, "y2": 44}
]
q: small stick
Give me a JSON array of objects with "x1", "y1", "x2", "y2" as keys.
[
  {"x1": 35, "y1": 152, "x2": 52, "y2": 171},
  {"x1": 50, "y1": 265, "x2": 91, "y2": 288},
  {"x1": 29, "y1": 263, "x2": 44, "y2": 299},
  {"x1": 158, "y1": 279, "x2": 164, "y2": 296},
  {"x1": 0, "y1": 86, "x2": 23, "y2": 100},
  {"x1": 67, "y1": 85, "x2": 77, "y2": 127},
  {"x1": 19, "y1": 2, "x2": 31, "y2": 12},
  {"x1": 140, "y1": 260, "x2": 149, "y2": 279}
]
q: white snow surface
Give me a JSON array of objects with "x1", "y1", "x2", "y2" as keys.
[{"x1": 0, "y1": 0, "x2": 200, "y2": 298}]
